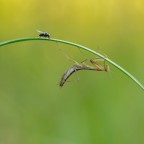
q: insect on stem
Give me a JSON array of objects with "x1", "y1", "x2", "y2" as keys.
[
  {"x1": 59, "y1": 58, "x2": 109, "y2": 87},
  {"x1": 37, "y1": 30, "x2": 50, "y2": 38}
]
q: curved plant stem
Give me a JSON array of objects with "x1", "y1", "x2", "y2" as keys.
[{"x1": 0, "y1": 37, "x2": 144, "y2": 90}]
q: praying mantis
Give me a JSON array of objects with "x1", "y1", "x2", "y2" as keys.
[{"x1": 59, "y1": 57, "x2": 109, "y2": 87}]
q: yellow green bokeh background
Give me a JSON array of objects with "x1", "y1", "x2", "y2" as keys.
[{"x1": 1, "y1": 0, "x2": 144, "y2": 144}]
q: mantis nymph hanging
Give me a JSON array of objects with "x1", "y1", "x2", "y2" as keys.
[{"x1": 59, "y1": 57, "x2": 109, "y2": 87}]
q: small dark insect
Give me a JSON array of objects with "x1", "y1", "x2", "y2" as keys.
[
  {"x1": 37, "y1": 30, "x2": 50, "y2": 38},
  {"x1": 59, "y1": 58, "x2": 109, "y2": 87}
]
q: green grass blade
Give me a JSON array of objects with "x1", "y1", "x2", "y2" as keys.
[{"x1": 0, "y1": 37, "x2": 144, "y2": 90}]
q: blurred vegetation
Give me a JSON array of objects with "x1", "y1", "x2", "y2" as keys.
[{"x1": 0, "y1": 0, "x2": 144, "y2": 144}]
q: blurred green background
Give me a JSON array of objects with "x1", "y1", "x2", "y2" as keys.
[{"x1": 0, "y1": 0, "x2": 144, "y2": 144}]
